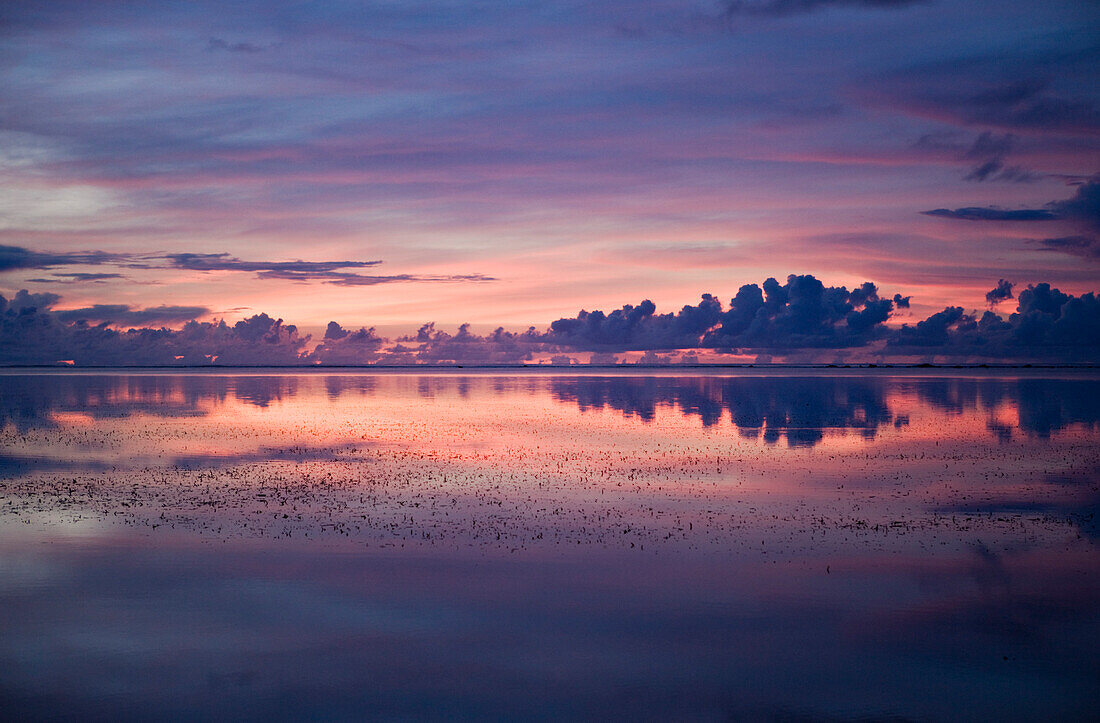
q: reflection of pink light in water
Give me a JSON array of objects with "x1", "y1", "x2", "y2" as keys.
[
  {"x1": 1, "y1": 372, "x2": 1096, "y2": 720},
  {"x1": 49, "y1": 411, "x2": 97, "y2": 427},
  {"x1": 7, "y1": 373, "x2": 1093, "y2": 557}
]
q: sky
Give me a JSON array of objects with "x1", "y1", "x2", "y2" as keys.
[{"x1": 0, "y1": 0, "x2": 1098, "y2": 347}]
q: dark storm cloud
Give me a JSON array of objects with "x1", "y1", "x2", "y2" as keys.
[{"x1": 985, "y1": 279, "x2": 1014, "y2": 306}]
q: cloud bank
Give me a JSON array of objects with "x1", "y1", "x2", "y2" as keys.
[
  {"x1": 0, "y1": 291, "x2": 307, "y2": 366},
  {"x1": 2, "y1": 275, "x2": 1097, "y2": 365}
]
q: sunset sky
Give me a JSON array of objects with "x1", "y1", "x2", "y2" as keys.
[{"x1": 1, "y1": 0, "x2": 1098, "y2": 338}]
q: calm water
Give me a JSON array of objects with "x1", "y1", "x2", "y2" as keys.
[{"x1": 1, "y1": 370, "x2": 1098, "y2": 720}]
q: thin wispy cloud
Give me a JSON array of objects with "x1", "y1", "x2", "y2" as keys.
[
  {"x1": 0, "y1": 246, "x2": 494, "y2": 286},
  {"x1": 0, "y1": 0, "x2": 1095, "y2": 328}
]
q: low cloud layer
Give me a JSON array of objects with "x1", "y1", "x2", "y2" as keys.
[
  {"x1": 0, "y1": 291, "x2": 306, "y2": 366},
  {"x1": 2, "y1": 274, "x2": 1096, "y2": 365}
]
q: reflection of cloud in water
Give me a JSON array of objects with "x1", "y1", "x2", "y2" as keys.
[
  {"x1": 1, "y1": 373, "x2": 1097, "y2": 719},
  {"x1": 550, "y1": 375, "x2": 895, "y2": 447},
  {"x1": 910, "y1": 377, "x2": 1100, "y2": 438},
  {"x1": 323, "y1": 375, "x2": 377, "y2": 400},
  {"x1": 0, "y1": 374, "x2": 306, "y2": 431},
  {"x1": 547, "y1": 374, "x2": 1100, "y2": 445},
  {"x1": 0, "y1": 375, "x2": 220, "y2": 431},
  {"x1": 934, "y1": 466, "x2": 1100, "y2": 540},
  {"x1": 0, "y1": 453, "x2": 109, "y2": 479},
  {"x1": 169, "y1": 444, "x2": 368, "y2": 470},
  {"x1": 2, "y1": 373, "x2": 1099, "y2": 448},
  {"x1": 230, "y1": 376, "x2": 299, "y2": 408}
]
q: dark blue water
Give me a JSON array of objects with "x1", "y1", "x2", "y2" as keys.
[{"x1": 1, "y1": 370, "x2": 1098, "y2": 719}]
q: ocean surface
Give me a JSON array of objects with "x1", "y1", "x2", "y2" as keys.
[{"x1": 1, "y1": 369, "x2": 1097, "y2": 720}]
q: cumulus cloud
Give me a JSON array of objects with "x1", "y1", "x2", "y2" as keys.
[
  {"x1": 0, "y1": 291, "x2": 307, "y2": 366},
  {"x1": 386, "y1": 323, "x2": 541, "y2": 365},
  {"x1": 546, "y1": 276, "x2": 902, "y2": 351},
  {"x1": 1, "y1": 289, "x2": 61, "y2": 313},
  {"x1": 306, "y1": 322, "x2": 388, "y2": 365},
  {"x1": 3, "y1": 276, "x2": 1098, "y2": 365},
  {"x1": 985, "y1": 279, "x2": 1014, "y2": 306},
  {"x1": 891, "y1": 282, "x2": 1100, "y2": 359}
]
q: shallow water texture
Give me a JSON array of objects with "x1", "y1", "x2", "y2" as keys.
[{"x1": 1, "y1": 370, "x2": 1098, "y2": 720}]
